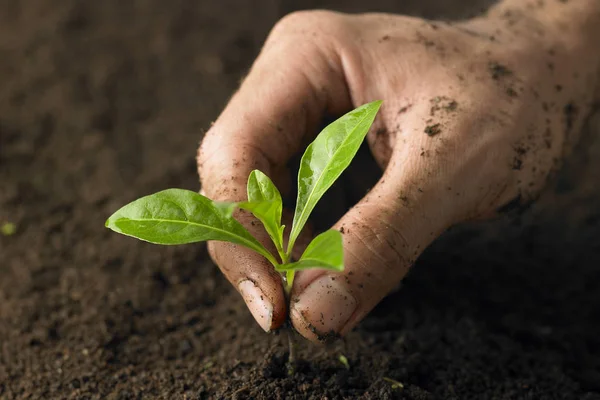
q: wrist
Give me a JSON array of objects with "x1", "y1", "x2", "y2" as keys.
[
  {"x1": 486, "y1": 0, "x2": 600, "y2": 58},
  {"x1": 465, "y1": 0, "x2": 600, "y2": 100}
]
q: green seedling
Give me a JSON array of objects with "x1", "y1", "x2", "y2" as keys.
[
  {"x1": 338, "y1": 354, "x2": 350, "y2": 370},
  {"x1": 105, "y1": 100, "x2": 382, "y2": 296},
  {"x1": 105, "y1": 100, "x2": 381, "y2": 372}
]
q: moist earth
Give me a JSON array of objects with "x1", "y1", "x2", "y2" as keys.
[{"x1": 1, "y1": 0, "x2": 599, "y2": 399}]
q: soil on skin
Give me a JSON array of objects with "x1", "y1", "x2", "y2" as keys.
[{"x1": 1, "y1": 0, "x2": 599, "y2": 399}]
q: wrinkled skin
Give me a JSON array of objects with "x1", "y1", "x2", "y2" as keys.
[{"x1": 197, "y1": 1, "x2": 600, "y2": 342}]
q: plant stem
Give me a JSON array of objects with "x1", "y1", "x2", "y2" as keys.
[
  {"x1": 285, "y1": 324, "x2": 297, "y2": 376},
  {"x1": 278, "y1": 246, "x2": 295, "y2": 295},
  {"x1": 281, "y1": 262, "x2": 296, "y2": 375},
  {"x1": 285, "y1": 270, "x2": 295, "y2": 295}
]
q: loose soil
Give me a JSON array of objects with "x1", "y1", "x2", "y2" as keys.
[{"x1": 1, "y1": 1, "x2": 599, "y2": 399}]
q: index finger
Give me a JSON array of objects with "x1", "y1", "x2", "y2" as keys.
[{"x1": 196, "y1": 11, "x2": 351, "y2": 332}]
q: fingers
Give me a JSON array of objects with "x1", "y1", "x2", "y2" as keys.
[{"x1": 197, "y1": 11, "x2": 352, "y2": 332}]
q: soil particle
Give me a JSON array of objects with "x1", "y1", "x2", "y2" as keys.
[
  {"x1": 506, "y1": 87, "x2": 518, "y2": 97},
  {"x1": 398, "y1": 104, "x2": 412, "y2": 114},
  {"x1": 489, "y1": 62, "x2": 513, "y2": 80},
  {"x1": 544, "y1": 127, "x2": 553, "y2": 148},
  {"x1": 564, "y1": 102, "x2": 579, "y2": 133},
  {"x1": 429, "y1": 96, "x2": 458, "y2": 116},
  {"x1": 488, "y1": 62, "x2": 519, "y2": 97},
  {"x1": 511, "y1": 143, "x2": 529, "y2": 170},
  {"x1": 444, "y1": 100, "x2": 458, "y2": 111},
  {"x1": 512, "y1": 157, "x2": 523, "y2": 170},
  {"x1": 514, "y1": 144, "x2": 528, "y2": 156},
  {"x1": 424, "y1": 123, "x2": 442, "y2": 136}
]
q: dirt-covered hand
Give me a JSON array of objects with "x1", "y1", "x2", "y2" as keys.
[{"x1": 197, "y1": 1, "x2": 600, "y2": 341}]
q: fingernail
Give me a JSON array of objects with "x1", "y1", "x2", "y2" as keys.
[
  {"x1": 238, "y1": 280, "x2": 273, "y2": 332},
  {"x1": 291, "y1": 275, "x2": 357, "y2": 337}
]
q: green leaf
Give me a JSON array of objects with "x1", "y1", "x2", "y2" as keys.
[
  {"x1": 238, "y1": 170, "x2": 285, "y2": 252},
  {"x1": 105, "y1": 188, "x2": 277, "y2": 265},
  {"x1": 338, "y1": 355, "x2": 350, "y2": 370},
  {"x1": 1, "y1": 222, "x2": 16, "y2": 236},
  {"x1": 287, "y1": 100, "x2": 382, "y2": 254},
  {"x1": 277, "y1": 229, "x2": 343, "y2": 272}
]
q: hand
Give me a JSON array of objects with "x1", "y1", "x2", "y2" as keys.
[{"x1": 197, "y1": 2, "x2": 600, "y2": 342}]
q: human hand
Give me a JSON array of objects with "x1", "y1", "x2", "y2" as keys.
[{"x1": 197, "y1": 2, "x2": 600, "y2": 342}]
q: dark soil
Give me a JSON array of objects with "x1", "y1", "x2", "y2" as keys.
[{"x1": 1, "y1": 1, "x2": 599, "y2": 399}]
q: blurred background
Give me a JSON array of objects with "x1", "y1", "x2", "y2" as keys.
[{"x1": 1, "y1": 1, "x2": 599, "y2": 399}]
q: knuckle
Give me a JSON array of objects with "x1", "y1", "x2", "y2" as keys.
[
  {"x1": 268, "y1": 10, "x2": 346, "y2": 44},
  {"x1": 272, "y1": 10, "x2": 337, "y2": 33}
]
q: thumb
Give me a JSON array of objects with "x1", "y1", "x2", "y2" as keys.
[{"x1": 289, "y1": 157, "x2": 454, "y2": 342}]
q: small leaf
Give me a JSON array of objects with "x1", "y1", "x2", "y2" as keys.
[
  {"x1": 338, "y1": 355, "x2": 350, "y2": 370},
  {"x1": 106, "y1": 189, "x2": 277, "y2": 265},
  {"x1": 278, "y1": 229, "x2": 343, "y2": 272},
  {"x1": 238, "y1": 170, "x2": 284, "y2": 251},
  {"x1": 288, "y1": 100, "x2": 382, "y2": 253},
  {"x1": 383, "y1": 377, "x2": 404, "y2": 390},
  {"x1": 1, "y1": 222, "x2": 16, "y2": 236}
]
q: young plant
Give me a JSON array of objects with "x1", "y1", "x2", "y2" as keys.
[{"x1": 106, "y1": 100, "x2": 381, "y2": 299}]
